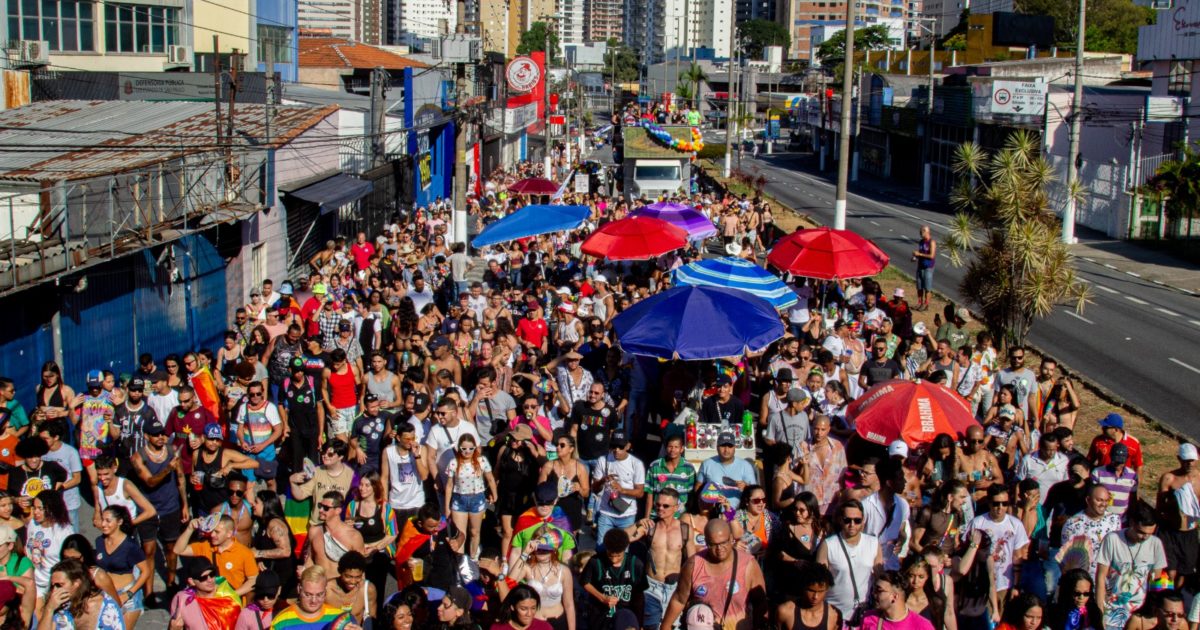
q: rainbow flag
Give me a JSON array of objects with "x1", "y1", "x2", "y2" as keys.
[
  {"x1": 284, "y1": 496, "x2": 312, "y2": 556},
  {"x1": 1151, "y1": 569, "x2": 1174, "y2": 592}
]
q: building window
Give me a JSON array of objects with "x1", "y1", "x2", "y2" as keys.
[
  {"x1": 7, "y1": 0, "x2": 95, "y2": 51},
  {"x1": 257, "y1": 24, "x2": 292, "y2": 63},
  {"x1": 103, "y1": 2, "x2": 178, "y2": 53}
]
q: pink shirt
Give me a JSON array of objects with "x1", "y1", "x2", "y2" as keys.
[{"x1": 861, "y1": 610, "x2": 936, "y2": 630}]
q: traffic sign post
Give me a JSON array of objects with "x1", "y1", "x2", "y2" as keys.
[{"x1": 989, "y1": 80, "x2": 1047, "y2": 116}]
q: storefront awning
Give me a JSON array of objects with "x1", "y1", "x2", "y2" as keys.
[{"x1": 285, "y1": 173, "x2": 373, "y2": 213}]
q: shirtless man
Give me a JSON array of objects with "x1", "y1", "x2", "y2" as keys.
[
  {"x1": 324, "y1": 551, "x2": 377, "y2": 623},
  {"x1": 627, "y1": 488, "x2": 696, "y2": 630},
  {"x1": 1156, "y1": 443, "x2": 1200, "y2": 589},
  {"x1": 212, "y1": 473, "x2": 254, "y2": 547},
  {"x1": 956, "y1": 425, "x2": 1001, "y2": 506},
  {"x1": 424, "y1": 337, "x2": 462, "y2": 392}
]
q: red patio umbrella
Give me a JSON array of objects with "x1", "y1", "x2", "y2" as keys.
[
  {"x1": 767, "y1": 227, "x2": 889, "y2": 280},
  {"x1": 581, "y1": 216, "x2": 688, "y2": 261},
  {"x1": 848, "y1": 379, "x2": 979, "y2": 447},
  {"x1": 508, "y1": 177, "x2": 560, "y2": 195}
]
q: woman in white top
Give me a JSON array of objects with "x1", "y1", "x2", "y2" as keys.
[
  {"x1": 506, "y1": 536, "x2": 576, "y2": 630},
  {"x1": 25, "y1": 490, "x2": 76, "y2": 598}
]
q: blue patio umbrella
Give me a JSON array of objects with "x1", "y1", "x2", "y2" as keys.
[
  {"x1": 673, "y1": 256, "x2": 799, "y2": 310},
  {"x1": 612, "y1": 285, "x2": 785, "y2": 360},
  {"x1": 471, "y1": 204, "x2": 590, "y2": 248}
]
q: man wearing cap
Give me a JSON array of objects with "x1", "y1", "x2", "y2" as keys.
[
  {"x1": 131, "y1": 418, "x2": 189, "y2": 592},
  {"x1": 75, "y1": 369, "x2": 115, "y2": 482},
  {"x1": 233, "y1": 380, "x2": 283, "y2": 490},
  {"x1": 697, "y1": 431, "x2": 757, "y2": 510},
  {"x1": 1088, "y1": 413, "x2": 1144, "y2": 476},
  {"x1": 1090, "y1": 443, "x2": 1138, "y2": 519},
  {"x1": 758, "y1": 368, "x2": 794, "y2": 432},
  {"x1": 348, "y1": 394, "x2": 389, "y2": 476},
  {"x1": 236, "y1": 570, "x2": 281, "y2": 629},
  {"x1": 280, "y1": 355, "x2": 324, "y2": 473},
  {"x1": 935, "y1": 307, "x2": 971, "y2": 352},
  {"x1": 592, "y1": 432, "x2": 646, "y2": 542},
  {"x1": 701, "y1": 375, "x2": 744, "y2": 426},
  {"x1": 266, "y1": 324, "x2": 306, "y2": 402},
  {"x1": 113, "y1": 377, "x2": 158, "y2": 460},
  {"x1": 765, "y1": 389, "x2": 811, "y2": 458},
  {"x1": 191, "y1": 422, "x2": 259, "y2": 515},
  {"x1": 508, "y1": 481, "x2": 578, "y2": 565},
  {"x1": 517, "y1": 300, "x2": 550, "y2": 355},
  {"x1": 326, "y1": 316, "x2": 365, "y2": 376},
  {"x1": 168, "y1": 558, "x2": 242, "y2": 630},
  {"x1": 1157, "y1": 445, "x2": 1200, "y2": 590}
]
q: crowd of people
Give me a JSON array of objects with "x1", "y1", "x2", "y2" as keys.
[{"x1": 0, "y1": 105, "x2": 1193, "y2": 630}]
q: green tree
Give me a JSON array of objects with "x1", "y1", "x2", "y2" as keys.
[
  {"x1": 944, "y1": 130, "x2": 1089, "y2": 347},
  {"x1": 1015, "y1": 0, "x2": 1154, "y2": 54},
  {"x1": 816, "y1": 25, "x2": 891, "y2": 66},
  {"x1": 1145, "y1": 146, "x2": 1200, "y2": 238},
  {"x1": 739, "y1": 19, "x2": 791, "y2": 59},
  {"x1": 517, "y1": 22, "x2": 559, "y2": 63},
  {"x1": 679, "y1": 62, "x2": 709, "y2": 113},
  {"x1": 603, "y1": 39, "x2": 640, "y2": 83}
]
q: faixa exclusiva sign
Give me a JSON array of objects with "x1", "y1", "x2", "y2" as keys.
[{"x1": 1138, "y1": 0, "x2": 1200, "y2": 60}]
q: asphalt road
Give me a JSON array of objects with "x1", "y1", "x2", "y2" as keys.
[{"x1": 715, "y1": 145, "x2": 1200, "y2": 438}]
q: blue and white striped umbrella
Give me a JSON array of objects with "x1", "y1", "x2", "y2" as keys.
[{"x1": 672, "y1": 256, "x2": 799, "y2": 310}]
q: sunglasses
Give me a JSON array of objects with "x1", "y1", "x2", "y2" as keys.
[
  {"x1": 842, "y1": 517, "x2": 864, "y2": 525},
  {"x1": 1073, "y1": 591, "x2": 1091, "y2": 597},
  {"x1": 318, "y1": 504, "x2": 338, "y2": 511},
  {"x1": 749, "y1": 497, "x2": 767, "y2": 504},
  {"x1": 197, "y1": 573, "x2": 216, "y2": 582},
  {"x1": 968, "y1": 439, "x2": 985, "y2": 444},
  {"x1": 248, "y1": 392, "x2": 264, "y2": 398},
  {"x1": 556, "y1": 442, "x2": 571, "y2": 448},
  {"x1": 992, "y1": 501, "x2": 1011, "y2": 507},
  {"x1": 231, "y1": 490, "x2": 245, "y2": 497},
  {"x1": 460, "y1": 446, "x2": 476, "y2": 452},
  {"x1": 655, "y1": 503, "x2": 676, "y2": 509}
]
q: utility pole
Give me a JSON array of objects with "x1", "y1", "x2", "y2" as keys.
[
  {"x1": 1062, "y1": 0, "x2": 1086, "y2": 244},
  {"x1": 921, "y1": 18, "x2": 936, "y2": 202},
  {"x1": 834, "y1": 0, "x2": 857, "y2": 230},
  {"x1": 723, "y1": 17, "x2": 737, "y2": 178},
  {"x1": 543, "y1": 16, "x2": 556, "y2": 180},
  {"x1": 452, "y1": 0, "x2": 471, "y2": 245},
  {"x1": 212, "y1": 36, "x2": 222, "y2": 149},
  {"x1": 265, "y1": 43, "x2": 275, "y2": 147},
  {"x1": 369, "y1": 67, "x2": 387, "y2": 167}
]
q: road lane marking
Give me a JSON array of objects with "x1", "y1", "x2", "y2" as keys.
[
  {"x1": 1125, "y1": 296, "x2": 1149, "y2": 305},
  {"x1": 1095, "y1": 285, "x2": 1119, "y2": 294},
  {"x1": 1190, "y1": 320, "x2": 1200, "y2": 327},
  {"x1": 870, "y1": 220, "x2": 880, "y2": 226},
  {"x1": 901, "y1": 235, "x2": 912, "y2": 241},
  {"x1": 1157, "y1": 308, "x2": 1181, "y2": 317},
  {"x1": 1064, "y1": 310, "x2": 1094, "y2": 324},
  {"x1": 1170, "y1": 358, "x2": 1200, "y2": 375},
  {"x1": 1104, "y1": 264, "x2": 1118, "y2": 270},
  {"x1": 1126, "y1": 271, "x2": 1141, "y2": 278}
]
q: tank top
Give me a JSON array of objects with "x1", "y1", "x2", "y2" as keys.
[
  {"x1": 352, "y1": 503, "x2": 386, "y2": 545},
  {"x1": 37, "y1": 383, "x2": 66, "y2": 410},
  {"x1": 97, "y1": 477, "x2": 139, "y2": 520},
  {"x1": 138, "y1": 445, "x2": 181, "y2": 514},
  {"x1": 253, "y1": 517, "x2": 296, "y2": 581},
  {"x1": 525, "y1": 562, "x2": 565, "y2": 607},
  {"x1": 269, "y1": 337, "x2": 303, "y2": 380},
  {"x1": 195, "y1": 447, "x2": 230, "y2": 512},
  {"x1": 689, "y1": 550, "x2": 752, "y2": 626},
  {"x1": 329, "y1": 367, "x2": 358, "y2": 409},
  {"x1": 918, "y1": 239, "x2": 935, "y2": 269},
  {"x1": 366, "y1": 372, "x2": 395, "y2": 403},
  {"x1": 556, "y1": 319, "x2": 580, "y2": 346},
  {"x1": 385, "y1": 446, "x2": 423, "y2": 510},
  {"x1": 794, "y1": 602, "x2": 830, "y2": 630}
]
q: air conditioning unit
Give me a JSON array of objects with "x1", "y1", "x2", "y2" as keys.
[
  {"x1": 164, "y1": 45, "x2": 192, "y2": 69},
  {"x1": 12, "y1": 40, "x2": 49, "y2": 68}
]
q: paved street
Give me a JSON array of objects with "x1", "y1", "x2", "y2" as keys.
[{"x1": 719, "y1": 146, "x2": 1200, "y2": 438}]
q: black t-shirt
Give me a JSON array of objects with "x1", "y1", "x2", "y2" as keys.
[
  {"x1": 282, "y1": 379, "x2": 320, "y2": 437},
  {"x1": 7, "y1": 461, "x2": 68, "y2": 498},
  {"x1": 1045, "y1": 477, "x2": 1092, "y2": 543},
  {"x1": 701, "y1": 395, "x2": 744, "y2": 425},
  {"x1": 581, "y1": 553, "x2": 647, "y2": 622},
  {"x1": 114, "y1": 402, "x2": 159, "y2": 459},
  {"x1": 570, "y1": 400, "x2": 617, "y2": 461},
  {"x1": 863, "y1": 359, "x2": 903, "y2": 387},
  {"x1": 351, "y1": 411, "x2": 391, "y2": 475}
]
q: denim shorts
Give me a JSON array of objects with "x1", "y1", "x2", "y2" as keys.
[{"x1": 451, "y1": 492, "x2": 486, "y2": 514}]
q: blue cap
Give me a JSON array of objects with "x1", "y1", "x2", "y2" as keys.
[
  {"x1": 203, "y1": 423, "x2": 223, "y2": 440},
  {"x1": 86, "y1": 369, "x2": 103, "y2": 388},
  {"x1": 1100, "y1": 412, "x2": 1124, "y2": 429}
]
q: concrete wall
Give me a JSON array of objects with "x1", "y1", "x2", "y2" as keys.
[{"x1": 193, "y1": 0, "x2": 255, "y2": 55}]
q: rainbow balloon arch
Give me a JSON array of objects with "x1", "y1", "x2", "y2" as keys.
[{"x1": 640, "y1": 121, "x2": 704, "y2": 153}]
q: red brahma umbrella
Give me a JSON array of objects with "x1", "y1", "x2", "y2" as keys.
[
  {"x1": 508, "y1": 177, "x2": 560, "y2": 195},
  {"x1": 767, "y1": 227, "x2": 889, "y2": 280},
  {"x1": 848, "y1": 379, "x2": 979, "y2": 447},
  {"x1": 581, "y1": 216, "x2": 688, "y2": 260}
]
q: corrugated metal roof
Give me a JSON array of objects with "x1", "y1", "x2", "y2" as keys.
[{"x1": 0, "y1": 100, "x2": 339, "y2": 183}]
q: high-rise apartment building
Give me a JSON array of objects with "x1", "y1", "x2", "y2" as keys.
[
  {"x1": 480, "y1": 0, "x2": 510, "y2": 53},
  {"x1": 559, "y1": 0, "x2": 587, "y2": 49},
  {"x1": 299, "y1": 0, "x2": 359, "y2": 39},
  {"x1": 735, "y1": 0, "x2": 775, "y2": 23},
  {"x1": 778, "y1": 0, "x2": 908, "y2": 62},
  {"x1": 627, "y1": 0, "x2": 731, "y2": 65},
  {"x1": 924, "y1": 0, "x2": 1010, "y2": 36},
  {"x1": 395, "y1": 0, "x2": 456, "y2": 39},
  {"x1": 585, "y1": 0, "x2": 623, "y2": 42}
]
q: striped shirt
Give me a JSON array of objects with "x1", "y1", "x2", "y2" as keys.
[
  {"x1": 1090, "y1": 465, "x2": 1138, "y2": 517},
  {"x1": 271, "y1": 604, "x2": 345, "y2": 630}
]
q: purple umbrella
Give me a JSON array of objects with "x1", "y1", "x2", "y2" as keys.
[{"x1": 630, "y1": 202, "x2": 718, "y2": 240}]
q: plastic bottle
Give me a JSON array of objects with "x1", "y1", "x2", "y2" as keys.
[
  {"x1": 741, "y1": 410, "x2": 753, "y2": 442},
  {"x1": 686, "y1": 415, "x2": 698, "y2": 450}
]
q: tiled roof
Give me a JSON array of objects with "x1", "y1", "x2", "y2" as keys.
[{"x1": 299, "y1": 38, "x2": 430, "y2": 70}]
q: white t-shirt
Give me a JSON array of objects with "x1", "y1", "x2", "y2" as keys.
[
  {"x1": 1095, "y1": 530, "x2": 1167, "y2": 617},
  {"x1": 592, "y1": 454, "x2": 645, "y2": 518},
  {"x1": 147, "y1": 390, "x2": 179, "y2": 426},
  {"x1": 42, "y1": 444, "x2": 83, "y2": 510},
  {"x1": 862, "y1": 492, "x2": 912, "y2": 570},
  {"x1": 424, "y1": 420, "x2": 480, "y2": 478},
  {"x1": 825, "y1": 534, "x2": 880, "y2": 618},
  {"x1": 27, "y1": 522, "x2": 74, "y2": 596},
  {"x1": 384, "y1": 444, "x2": 425, "y2": 510},
  {"x1": 966, "y1": 514, "x2": 1030, "y2": 590}
]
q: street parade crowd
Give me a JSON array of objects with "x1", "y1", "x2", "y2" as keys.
[{"x1": 0, "y1": 105, "x2": 1194, "y2": 630}]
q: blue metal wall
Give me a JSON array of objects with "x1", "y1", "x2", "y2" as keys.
[
  {"x1": 1, "y1": 234, "x2": 230, "y2": 406},
  {"x1": 255, "y1": 0, "x2": 300, "y2": 82}
]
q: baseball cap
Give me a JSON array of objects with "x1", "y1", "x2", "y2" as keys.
[
  {"x1": 1110, "y1": 443, "x2": 1130, "y2": 464},
  {"x1": 534, "y1": 480, "x2": 558, "y2": 505},
  {"x1": 786, "y1": 388, "x2": 809, "y2": 403},
  {"x1": 685, "y1": 603, "x2": 716, "y2": 630},
  {"x1": 279, "y1": 281, "x2": 294, "y2": 295},
  {"x1": 893, "y1": 287, "x2": 905, "y2": 298},
  {"x1": 86, "y1": 369, "x2": 104, "y2": 388},
  {"x1": 559, "y1": 302, "x2": 576, "y2": 314},
  {"x1": 717, "y1": 431, "x2": 736, "y2": 447},
  {"x1": 253, "y1": 570, "x2": 282, "y2": 599},
  {"x1": 1181, "y1": 443, "x2": 1199, "y2": 462},
  {"x1": 312, "y1": 283, "x2": 328, "y2": 295},
  {"x1": 143, "y1": 420, "x2": 168, "y2": 436},
  {"x1": 290, "y1": 357, "x2": 306, "y2": 372},
  {"x1": 999, "y1": 405, "x2": 1017, "y2": 420},
  {"x1": 0, "y1": 525, "x2": 18, "y2": 545},
  {"x1": 363, "y1": 393, "x2": 379, "y2": 404},
  {"x1": 715, "y1": 375, "x2": 733, "y2": 387},
  {"x1": 127, "y1": 377, "x2": 146, "y2": 391},
  {"x1": 912, "y1": 322, "x2": 929, "y2": 336},
  {"x1": 1100, "y1": 412, "x2": 1124, "y2": 429},
  {"x1": 337, "y1": 320, "x2": 352, "y2": 332},
  {"x1": 610, "y1": 431, "x2": 630, "y2": 449},
  {"x1": 776, "y1": 368, "x2": 794, "y2": 382},
  {"x1": 412, "y1": 393, "x2": 431, "y2": 414},
  {"x1": 510, "y1": 424, "x2": 534, "y2": 442},
  {"x1": 888, "y1": 440, "x2": 909, "y2": 459},
  {"x1": 429, "y1": 336, "x2": 451, "y2": 351},
  {"x1": 188, "y1": 557, "x2": 217, "y2": 581},
  {"x1": 203, "y1": 423, "x2": 223, "y2": 440},
  {"x1": 955, "y1": 307, "x2": 970, "y2": 321},
  {"x1": 445, "y1": 586, "x2": 472, "y2": 612}
]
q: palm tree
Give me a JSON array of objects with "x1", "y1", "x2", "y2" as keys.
[
  {"x1": 944, "y1": 130, "x2": 1090, "y2": 348},
  {"x1": 679, "y1": 62, "x2": 709, "y2": 118},
  {"x1": 1145, "y1": 145, "x2": 1200, "y2": 238}
]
